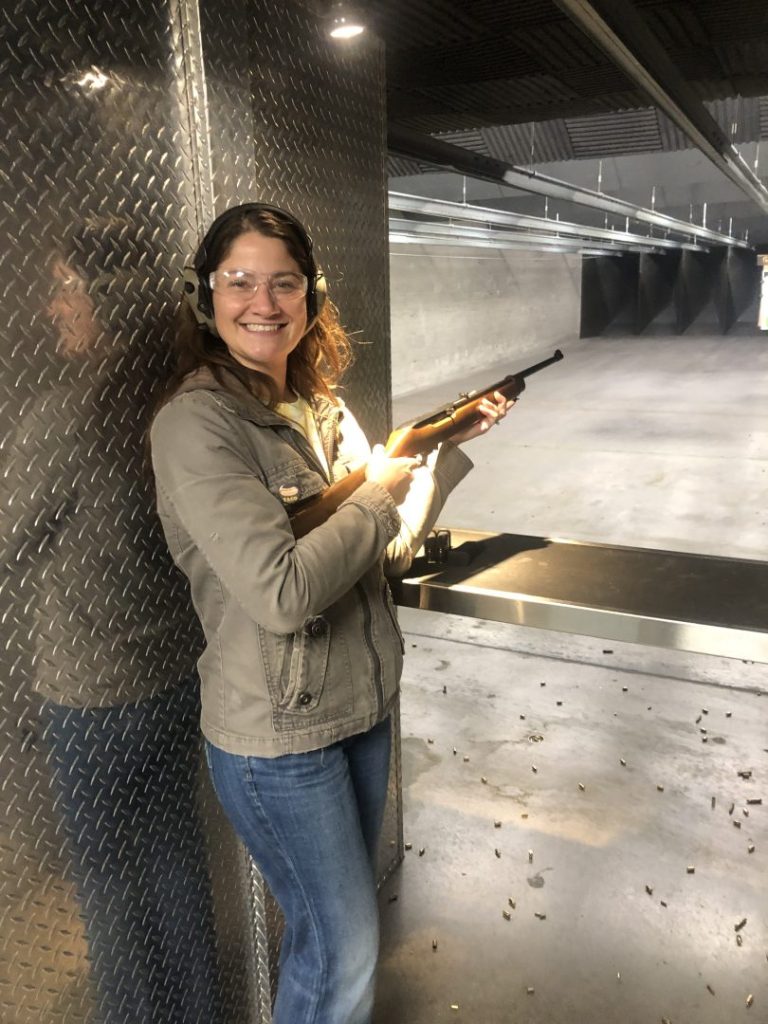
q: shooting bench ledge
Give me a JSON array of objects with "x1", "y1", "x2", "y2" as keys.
[{"x1": 391, "y1": 529, "x2": 768, "y2": 665}]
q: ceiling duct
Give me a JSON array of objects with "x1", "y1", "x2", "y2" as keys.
[{"x1": 388, "y1": 125, "x2": 752, "y2": 250}]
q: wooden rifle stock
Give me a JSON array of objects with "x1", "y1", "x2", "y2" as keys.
[{"x1": 289, "y1": 348, "x2": 564, "y2": 538}]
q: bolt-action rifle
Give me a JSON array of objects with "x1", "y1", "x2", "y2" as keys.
[{"x1": 289, "y1": 348, "x2": 564, "y2": 538}]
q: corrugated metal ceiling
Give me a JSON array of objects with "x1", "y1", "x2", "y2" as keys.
[
  {"x1": 373, "y1": 0, "x2": 768, "y2": 163},
  {"x1": 386, "y1": 95, "x2": 768, "y2": 176}
]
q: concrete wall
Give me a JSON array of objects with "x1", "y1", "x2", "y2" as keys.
[{"x1": 390, "y1": 243, "x2": 581, "y2": 396}]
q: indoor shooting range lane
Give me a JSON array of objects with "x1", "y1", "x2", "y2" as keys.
[{"x1": 374, "y1": 614, "x2": 767, "y2": 1024}]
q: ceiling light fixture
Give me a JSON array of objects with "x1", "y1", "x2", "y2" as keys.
[{"x1": 326, "y1": 1, "x2": 365, "y2": 39}]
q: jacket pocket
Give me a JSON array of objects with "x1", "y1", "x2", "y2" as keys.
[{"x1": 258, "y1": 617, "x2": 330, "y2": 716}]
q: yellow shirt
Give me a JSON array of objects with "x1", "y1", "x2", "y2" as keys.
[{"x1": 275, "y1": 395, "x2": 330, "y2": 477}]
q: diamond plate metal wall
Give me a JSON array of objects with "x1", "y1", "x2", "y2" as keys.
[
  {"x1": 197, "y1": 0, "x2": 398, "y2": 1007},
  {"x1": 0, "y1": 0, "x2": 394, "y2": 1021},
  {"x1": 199, "y1": 0, "x2": 392, "y2": 442},
  {"x1": 0, "y1": 1, "x2": 261, "y2": 1019}
]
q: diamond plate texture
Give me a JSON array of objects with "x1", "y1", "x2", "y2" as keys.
[
  {"x1": 199, "y1": 0, "x2": 393, "y2": 442},
  {"x1": 198, "y1": 0, "x2": 398, "y2": 1008},
  {"x1": 0, "y1": 1, "x2": 395, "y2": 1022},
  {"x1": 0, "y1": 0, "x2": 261, "y2": 1017}
]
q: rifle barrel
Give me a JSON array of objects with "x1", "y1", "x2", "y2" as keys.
[
  {"x1": 520, "y1": 348, "x2": 564, "y2": 379},
  {"x1": 289, "y1": 348, "x2": 564, "y2": 538}
]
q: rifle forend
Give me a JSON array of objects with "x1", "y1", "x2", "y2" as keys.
[{"x1": 289, "y1": 348, "x2": 564, "y2": 538}]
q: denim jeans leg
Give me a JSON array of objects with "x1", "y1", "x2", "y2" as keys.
[
  {"x1": 341, "y1": 716, "x2": 392, "y2": 867},
  {"x1": 206, "y1": 720, "x2": 392, "y2": 1024}
]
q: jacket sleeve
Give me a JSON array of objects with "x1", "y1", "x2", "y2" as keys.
[
  {"x1": 335, "y1": 406, "x2": 474, "y2": 576},
  {"x1": 384, "y1": 440, "x2": 473, "y2": 575},
  {"x1": 150, "y1": 394, "x2": 402, "y2": 635}
]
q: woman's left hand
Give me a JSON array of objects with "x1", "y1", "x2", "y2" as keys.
[{"x1": 451, "y1": 391, "x2": 515, "y2": 445}]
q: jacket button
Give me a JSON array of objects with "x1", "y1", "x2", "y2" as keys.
[
  {"x1": 304, "y1": 616, "x2": 328, "y2": 638},
  {"x1": 297, "y1": 691, "x2": 312, "y2": 706}
]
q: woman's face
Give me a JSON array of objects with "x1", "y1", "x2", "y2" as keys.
[
  {"x1": 211, "y1": 231, "x2": 308, "y2": 389},
  {"x1": 48, "y1": 259, "x2": 100, "y2": 357}
]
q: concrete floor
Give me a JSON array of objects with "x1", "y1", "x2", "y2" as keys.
[
  {"x1": 375, "y1": 613, "x2": 767, "y2": 1024},
  {"x1": 377, "y1": 332, "x2": 768, "y2": 1023}
]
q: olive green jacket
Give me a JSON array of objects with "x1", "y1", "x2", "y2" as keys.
[{"x1": 150, "y1": 370, "x2": 472, "y2": 756}]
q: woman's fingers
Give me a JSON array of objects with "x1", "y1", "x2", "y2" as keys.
[{"x1": 476, "y1": 392, "x2": 514, "y2": 429}]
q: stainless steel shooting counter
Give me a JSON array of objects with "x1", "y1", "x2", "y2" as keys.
[{"x1": 392, "y1": 529, "x2": 768, "y2": 664}]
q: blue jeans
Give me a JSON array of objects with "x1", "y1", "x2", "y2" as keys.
[
  {"x1": 41, "y1": 679, "x2": 223, "y2": 1024},
  {"x1": 205, "y1": 717, "x2": 392, "y2": 1024}
]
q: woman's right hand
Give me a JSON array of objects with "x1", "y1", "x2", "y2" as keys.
[{"x1": 365, "y1": 444, "x2": 420, "y2": 504}]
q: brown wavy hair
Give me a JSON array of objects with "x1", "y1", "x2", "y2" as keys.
[{"x1": 158, "y1": 206, "x2": 353, "y2": 409}]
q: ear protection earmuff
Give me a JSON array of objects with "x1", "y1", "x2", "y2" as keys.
[{"x1": 182, "y1": 202, "x2": 327, "y2": 335}]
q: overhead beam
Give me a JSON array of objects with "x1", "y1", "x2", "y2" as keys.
[
  {"x1": 388, "y1": 218, "x2": 664, "y2": 255},
  {"x1": 387, "y1": 125, "x2": 752, "y2": 249},
  {"x1": 389, "y1": 191, "x2": 709, "y2": 252},
  {"x1": 389, "y1": 232, "x2": 621, "y2": 257},
  {"x1": 553, "y1": 0, "x2": 768, "y2": 215}
]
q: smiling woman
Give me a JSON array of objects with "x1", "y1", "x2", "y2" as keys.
[
  {"x1": 166, "y1": 202, "x2": 343, "y2": 409},
  {"x1": 209, "y1": 232, "x2": 309, "y2": 389},
  {"x1": 149, "y1": 201, "x2": 507, "y2": 1024}
]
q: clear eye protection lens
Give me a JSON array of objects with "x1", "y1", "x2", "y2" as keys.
[{"x1": 209, "y1": 271, "x2": 308, "y2": 299}]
